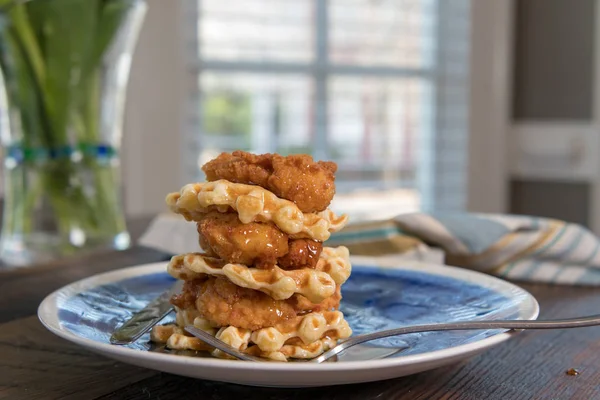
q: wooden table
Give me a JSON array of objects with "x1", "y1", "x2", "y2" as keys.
[{"x1": 1, "y1": 217, "x2": 600, "y2": 400}]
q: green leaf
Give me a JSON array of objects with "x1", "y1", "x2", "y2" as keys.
[
  {"x1": 29, "y1": 0, "x2": 101, "y2": 145},
  {"x1": 7, "y1": 4, "x2": 45, "y2": 92},
  {"x1": 0, "y1": 14, "x2": 49, "y2": 146},
  {"x1": 77, "y1": 0, "x2": 130, "y2": 142}
]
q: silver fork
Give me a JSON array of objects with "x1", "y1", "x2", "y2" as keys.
[{"x1": 185, "y1": 313, "x2": 600, "y2": 363}]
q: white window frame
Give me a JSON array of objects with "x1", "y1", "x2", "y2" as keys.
[
  {"x1": 188, "y1": 0, "x2": 472, "y2": 212},
  {"x1": 187, "y1": 0, "x2": 432, "y2": 173},
  {"x1": 121, "y1": 0, "x2": 512, "y2": 218}
]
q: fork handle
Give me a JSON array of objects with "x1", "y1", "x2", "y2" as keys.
[{"x1": 313, "y1": 314, "x2": 600, "y2": 363}]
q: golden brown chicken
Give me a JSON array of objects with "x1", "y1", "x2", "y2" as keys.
[
  {"x1": 196, "y1": 211, "x2": 288, "y2": 269},
  {"x1": 201, "y1": 151, "x2": 337, "y2": 213},
  {"x1": 278, "y1": 238, "x2": 323, "y2": 270},
  {"x1": 197, "y1": 211, "x2": 323, "y2": 269},
  {"x1": 173, "y1": 277, "x2": 341, "y2": 331}
]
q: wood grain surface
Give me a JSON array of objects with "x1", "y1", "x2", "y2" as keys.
[{"x1": 1, "y1": 217, "x2": 599, "y2": 400}]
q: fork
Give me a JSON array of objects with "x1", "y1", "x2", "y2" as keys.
[{"x1": 184, "y1": 313, "x2": 600, "y2": 363}]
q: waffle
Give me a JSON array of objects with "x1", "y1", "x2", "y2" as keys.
[
  {"x1": 247, "y1": 310, "x2": 351, "y2": 352},
  {"x1": 167, "y1": 248, "x2": 350, "y2": 303},
  {"x1": 151, "y1": 325, "x2": 212, "y2": 351},
  {"x1": 154, "y1": 310, "x2": 351, "y2": 361},
  {"x1": 245, "y1": 337, "x2": 338, "y2": 361},
  {"x1": 317, "y1": 246, "x2": 352, "y2": 285},
  {"x1": 172, "y1": 307, "x2": 219, "y2": 332},
  {"x1": 165, "y1": 180, "x2": 348, "y2": 241}
]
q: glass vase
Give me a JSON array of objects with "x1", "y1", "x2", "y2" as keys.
[{"x1": 0, "y1": 0, "x2": 146, "y2": 267}]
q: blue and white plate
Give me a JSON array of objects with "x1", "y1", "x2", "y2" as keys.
[{"x1": 38, "y1": 257, "x2": 538, "y2": 387}]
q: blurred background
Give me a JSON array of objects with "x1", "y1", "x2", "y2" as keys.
[{"x1": 91, "y1": 0, "x2": 598, "y2": 231}]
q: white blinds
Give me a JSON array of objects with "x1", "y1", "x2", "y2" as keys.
[{"x1": 183, "y1": 0, "x2": 471, "y2": 216}]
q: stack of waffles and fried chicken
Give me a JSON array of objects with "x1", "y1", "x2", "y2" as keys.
[{"x1": 150, "y1": 151, "x2": 353, "y2": 361}]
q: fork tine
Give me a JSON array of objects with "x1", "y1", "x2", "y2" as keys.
[
  {"x1": 184, "y1": 326, "x2": 265, "y2": 362},
  {"x1": 312, "y1": 343, "x2": 346, "y2": 363}
]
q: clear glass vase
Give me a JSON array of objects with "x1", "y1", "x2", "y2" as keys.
[{"x1": 0, "y1": 0, "x2": 146, "y2": 267}]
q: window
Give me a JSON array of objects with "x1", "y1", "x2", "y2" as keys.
[{"x1": 183, "y1": 0, "x2": 471, "y2": 221}]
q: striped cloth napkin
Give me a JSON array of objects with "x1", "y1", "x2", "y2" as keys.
[{"x1": 328, "y1": 213, "x2": 600, "y2": 286}]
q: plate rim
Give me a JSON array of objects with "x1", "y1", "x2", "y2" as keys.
[{"x1": 38, "y1": 258, "x2": 540, "y2": 372}]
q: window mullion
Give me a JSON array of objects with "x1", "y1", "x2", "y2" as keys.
[
  {"x1": 313, "y1": 0, "x2": 329, "y2": 160},
  {"x1": 184, "y1": 0, "x2": 202, "y2": 184},
  {"x1": 192, "y1": 59, "x2": 431, "y2": 77}
]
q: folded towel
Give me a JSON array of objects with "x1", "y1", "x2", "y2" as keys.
[{"x1": 330, "y1": 213, "x2": 600, "y2": 285}]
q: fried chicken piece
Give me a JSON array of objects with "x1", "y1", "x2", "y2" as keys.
[
  {"x1": 278, "y1": 238, "x2": 323, "y2": 270},
  {"x1": 197, "y1": 211, "x2": 323, "y2": 269},
  {"x1": 198, "y1": 230, "x2": 219, "y2": 258},
  {"x1": 179, "y1": 277, "x2": 341, "y2": 331},
  {"x1": 170, "y1": 279, "x2": 206, "y2": 310},
  {"x1": 202, "y1": 151, "x2": 337, "y2": 213},
  {"x1": 197, "y1": 211, "x2": 289, "y2": 269}
]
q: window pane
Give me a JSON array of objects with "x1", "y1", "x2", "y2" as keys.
[
  {"x1": 329, "y1": 0, "x2": 435, "y2": 67},
  {"x1": 199, "y1": 0, "x2": 313, "y2": 62},
  {"x1": 197, "y1": 73, "x2": 313, "y2": 168},
  {"x1": 187, "y1": 0, "x2": 470, "y2": 216},
  {"x1": 328, "y1": 76, "x2": 431, "y2": 190}
]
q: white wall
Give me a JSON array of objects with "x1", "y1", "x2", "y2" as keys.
[
  {"x1": 122, "y1": 0, "x2": 184, "y2": 217},
  {"x1": 466, "y1": 0, "x2": 513, "y2": 214}
]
